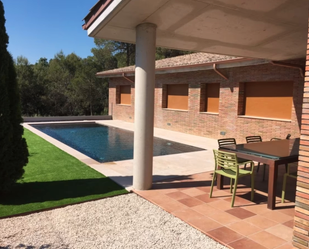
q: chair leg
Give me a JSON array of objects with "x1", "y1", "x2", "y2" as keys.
[
  {"x1": 251, "y1": 173, "x2": 255, "y2": 202},
  {"x1": 282, "y1": 173, "x2": 288, "y2": 203},
  {"x1": 231, "y1": 178, "x2": 238, "y2": 207},
  {"x1": 230, "y1": 178, "x2": 233, "y2": 193},
  {"x1": 209, "y1": 172, "x2": 216, "y2": 198}
]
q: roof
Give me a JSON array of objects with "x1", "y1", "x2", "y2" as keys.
[
  {"x1": 82, "y1": 0, "x2": 113, "y2": 30},
  {"x1": 96, "y1": 52, "x2": 268, "y2": 78}
]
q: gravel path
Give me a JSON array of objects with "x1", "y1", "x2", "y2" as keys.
[{"x1": 0, "y1": 193, "x2": 227, "y2": 249}]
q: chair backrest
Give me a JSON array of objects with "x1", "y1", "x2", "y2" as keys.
[
  {"x1": 270, "y1": 137, "x2": 281, "y2": 141},
  {"x1": 213, "y1": 149, "x2": 238, "y2": 170},
  {"x1": 218, "y1": 138, "x2": 236, "y2": 148},
  {"x1": 246, "y1": 135, "x2": 262, "y2": 143}
]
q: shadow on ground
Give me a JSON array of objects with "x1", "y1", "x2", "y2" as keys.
[{"x1": 0, "y1": 178, "x2": 125, "y2": 205}]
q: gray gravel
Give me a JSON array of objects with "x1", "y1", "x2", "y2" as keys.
[{"x1": 0, "y1": 193, "x2": 227, "y2": 249}]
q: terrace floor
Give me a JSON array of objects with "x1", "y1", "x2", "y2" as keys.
[
  {"x1": 23, "y1": 120, "x2": 296, "y2": 249},
  {"x1": 135, "y1": 167, "x2": 296, "y2": 249}
]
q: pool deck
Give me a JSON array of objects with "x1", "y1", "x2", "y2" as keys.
[{"x1": 23, "y1": 120, "x2": 217, "y2": 191}]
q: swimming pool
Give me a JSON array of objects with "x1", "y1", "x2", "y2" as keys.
[{"x1": 31, "y1": 123, "x2": 205, "y2": 163}]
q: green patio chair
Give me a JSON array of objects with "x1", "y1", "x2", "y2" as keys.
[
  {"x1": 210, "y1": 149, "x2": 255, "y2": 207},
  {"x1": 281, "y1": 164, "x2": 297, "y2": 203},
  {"x1": 218, "y1": 138, "x2": 251, "y2": 169}
]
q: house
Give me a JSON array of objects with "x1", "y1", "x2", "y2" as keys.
[
  {"x1": 82, "y1": 1, "x2": 309, "y2": 247},
  {"x1": 96, "y1": 52, "x2": 304, "y2": 143}
]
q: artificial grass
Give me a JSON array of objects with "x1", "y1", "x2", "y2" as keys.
[{"x1": 0, "y1": 128, "x2": 128, "y2": 218}]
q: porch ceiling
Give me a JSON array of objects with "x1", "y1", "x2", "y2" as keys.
[{"x1": 85, "y1": 0, "x2": 309, "y2": 61}]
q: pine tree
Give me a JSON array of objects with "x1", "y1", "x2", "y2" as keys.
[{"x1": 0, "y1": 0, "x2": 28, "y2": 192}]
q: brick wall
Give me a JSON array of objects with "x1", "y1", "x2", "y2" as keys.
[
  {"x1": 109, "y1": 61, "x2": 304, "y2": 143},
  {"x1": 293, "y1": 24, "x2": 309, "y2": 248}
]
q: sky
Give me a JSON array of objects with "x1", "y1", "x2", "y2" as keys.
[{"x1": 2, "y1": 0, "x2": 98, "y2": 64}]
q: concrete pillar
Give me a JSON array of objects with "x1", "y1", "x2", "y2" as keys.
[{"x1": 133, "y1": 23, "x2": 157, "y2": 190}]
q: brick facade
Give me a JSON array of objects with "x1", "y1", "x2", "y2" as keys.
[
  {"x1": 293, "y1": 23, "x2": 309, "y2": 248},
  {"x1": 109, "y1": 61, "x2": 304, "y2": 144}
]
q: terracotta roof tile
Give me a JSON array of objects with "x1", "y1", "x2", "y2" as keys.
[{"x1": 96, "y1": 52, "x2": 241, "y2": 76}]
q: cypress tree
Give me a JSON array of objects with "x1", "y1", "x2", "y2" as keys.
[{"x1": 0, "y1": 0, "x2": 28, "y2": 192}]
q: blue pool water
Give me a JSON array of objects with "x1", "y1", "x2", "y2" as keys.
[{"x1": 31, "y1": 123, "x2": 205, "y2": 163}]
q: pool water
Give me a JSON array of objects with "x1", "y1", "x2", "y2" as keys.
[{"x1": 31, "y1": 123, "x2": 205, "y2": 163}]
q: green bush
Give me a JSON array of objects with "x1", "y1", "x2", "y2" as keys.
[{"x1": 0, "y1": 1, "x2": 28, "y2": 192}]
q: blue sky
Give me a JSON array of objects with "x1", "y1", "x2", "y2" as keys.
[{"x1": 2, "y1": 0, "x2": 98, "y2": 64}]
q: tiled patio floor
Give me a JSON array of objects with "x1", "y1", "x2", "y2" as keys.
[{"x1": 135, "y1": 164, "x2": 297, "y2": 249}]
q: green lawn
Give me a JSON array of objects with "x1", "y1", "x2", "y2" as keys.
[{"x1": 0, "y1": 128, "x2": 128, "y2": 218}]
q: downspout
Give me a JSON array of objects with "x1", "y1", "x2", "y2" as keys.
[
  {"x1": 270, "y1": 61, "x2": 304, "y2": 78},
  {"x1": 122, "y1": 73, "x2": 134, "y2": 84},
  {"x1": 213, "y1": 63, "x2": 228, "y2": 80}
]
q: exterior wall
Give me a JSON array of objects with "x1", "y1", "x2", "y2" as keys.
[
  {"x1": 109, "y1": 62, "x2": 304, "y2": 143},
  {"x1": 109, "y1": 77, "x2": 135, "y2": 122},
  {"x1": 293, "y1": 22, "x2": 309, "y2": 248}
]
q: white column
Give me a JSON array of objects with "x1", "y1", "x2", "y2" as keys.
[{"x1": 133, "y1": 23, "x2": 157, "y2": 190}]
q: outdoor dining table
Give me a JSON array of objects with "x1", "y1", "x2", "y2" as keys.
[{"x1": 218, "y1": 138, "x2": 299, "y2": 210}]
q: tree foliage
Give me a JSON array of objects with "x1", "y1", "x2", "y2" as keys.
[
  {"x1": 0, "y1": 1, "x2": 28, "y2": 192},
  {"x1": 14, "y1": 38, "x2": 191, "y2": 117}
]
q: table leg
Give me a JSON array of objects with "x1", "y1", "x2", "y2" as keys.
[
  {"x1": 267, "y1": 162, "x2": 278, "y2": 210},
  {"x1": 217, "y1": 174, "x2": 224, "y2": 190}
]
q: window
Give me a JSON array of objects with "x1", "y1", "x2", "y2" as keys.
[
  {"x1": 200, "y1": 83, "x2": 220, "y2": 113},
  {"x1": 240, "y1": 81, "x2": 293, "y2": 119},
  {"x1": 165, "y1": 84, "x2": 189, "y2": 110},
  {"x1": 118, "y1": 85, "x2": 131, "y2": 105}
]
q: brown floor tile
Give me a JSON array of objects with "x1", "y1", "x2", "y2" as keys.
[
  {"x1": 166, "y1": 191, "x2": 191, "y2": 200},
  {"x1": 228, "y1": 238, "x2": 267, "y2": 249},
  {"x1": 180, "y1": 188, "x2": 206, "y2": 197},
  {"x1": 191, "y1": 203, "x2": 219, "y2": 215},
  {"x1": 227, "y1": 220, "x2": 262, "y2": 236},
  {"x1": 149, "y1": 188, "x2": 179, "y2": 195},
  {"x1": 196, "y1": 186, "x2": 211, "y2": 193},
  {"x1": 243, "y1": 204, "x2": 269, "y2": 215},
  {"x1": 248, "y1": 231, "x2": 286, "y2": 248},
  {"x1": 207, "y1": 199, "x2": 233, "y2": 211},
  {"x1": 195, "y1": 193, "x2": 218, "y2": 203},
  {"x1": 224, "y1": 195, "x2": 255, "y2": 207},
  {"x1": 245, "y1": 215, "x2": 278, "y2": 229},
  {"x1": 188, "y1": 216, "x2": 222, "y2": 233},
  {"x1": 207, "y1": 210, "x2": 240, "y2": 225},
  {"x1": 155, "y1": 199, "x2": 188, "y2": 213},
  {"x1": 282, "y1": 219, "x2": 294, "y2": 229},
  {"x1": 274, "y1": 243, "x2": 295, "y2": 249},
  {"x1": 178, "y1": 197, "x2": 204, "y2": 207},
  {"x1": 278, "y1": 207, "x2": 296, "y2": 217},
  {"x1": 226, "y1": 207, "x2": 256, "y2": 219},
  {"x1": 147, "y1": 193, "x2": 174, "y2": 204},
  {"x1": 266, "y1": 224, "x2": 293, "y2": 242},
  {"x1": 261, "y1": 210, "x2": 292, "y2": 223},
  {"x1": 207, "y1": 226, "x2": 243, "y2": 244},
  {"x1": 210, "y1": 189, "x2": 232, "y2": 199},
  {"x1": 172, "y1": 208, "x2": 204, "y2": 222},
  {"x1": 134, "y1": 189, "x2": 161, "y2": 199}
]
